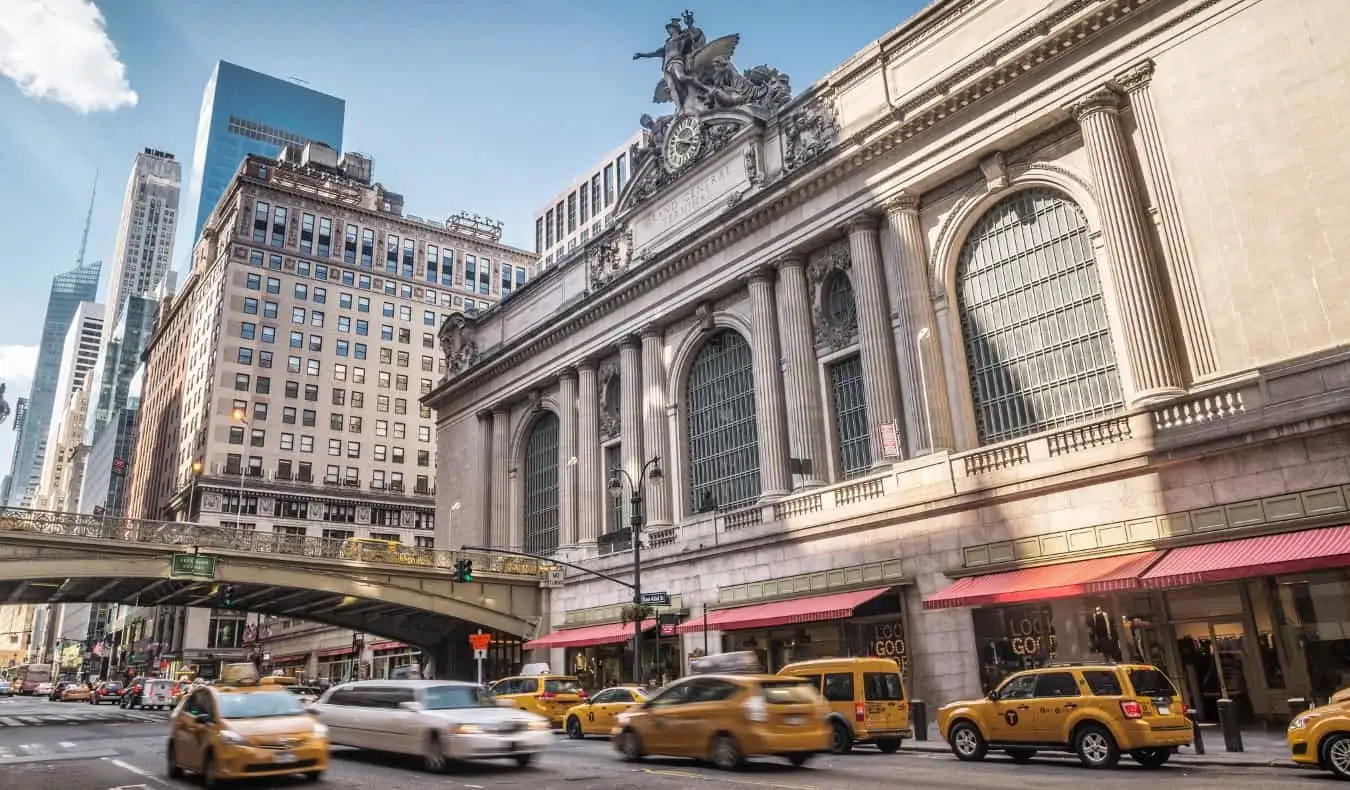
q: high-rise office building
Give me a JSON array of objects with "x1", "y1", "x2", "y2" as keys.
[
  {"x1": 7, "y1": 261, "x2": 102, "y2": 507},
  {"x1": 1, "y1": 397, "x2": 28, "y2": 504},
  {"x1": 103, "y1": 148, "x2": 181, "y2": 335},
  {"x1": 532, "y1": 131, "x2": 643, "y2": 270},
  {"x1": 187, "y1": 61, "x2": 346, "y2": 240},
  {"x1": 33, "y1": 302, "x2": 103, "y2": 513}
]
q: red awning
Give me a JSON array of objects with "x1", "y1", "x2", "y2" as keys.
[
  {"x1": 317, "y1": 646, "x2": 354, "y2": 659},
  {"x1": 922, "y1": 551, "x2": 1163, "y2": 610},
  {"x1": 676, "y1": 588, "x2": 893, "y2": 634},
  {"x1": 1141, "y1": 525, "x2": 1350, "y2": 588},
  {"x1": 370, "y1": 641, "x2": 408, "y2": 652},
  {"x1": 523, "y1": 620, "x2": 655, "y2": 650}
]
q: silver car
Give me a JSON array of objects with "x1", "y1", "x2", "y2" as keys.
[{"x1": 310, "y1": 679, "x2": 552, "y2": 771}]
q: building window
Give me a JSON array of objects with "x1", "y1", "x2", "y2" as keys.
[
  {"x1": 604, "y1": 444, "x2": 623, "y2": 533},
  {"x1": 522, "y1": 413, "x2": 560, "y2": 555},
  {"x1": 830, "y1": 355, "x2": 870, "y2": 478},
  {"x1": 956, "y1": 188, "x2": 1124, "y2": 444},
  {"x1": 252, "y1": 201, "x2": 269, "y2": 243},
  {"x1": 360, "y1": 229, "x2": 374, "y2": 267},
  {"x1": 685, "y1": 329, "x2": 760, "y2": 510},
  {"x1": 317, "y1": 217, "x2": 332, "y2": 258},
  {"x1": 535, "y1": 217, "x2": 544, "y2": 254},
  {"x1": 603, "y1": 164, "x2": 615, "y2": 206},
  {"x1": 567, "y1": 191, "x2": 577, "y2": 233}
]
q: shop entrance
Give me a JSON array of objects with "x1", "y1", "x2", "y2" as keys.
[{"x1": 1175, "y1": 620, "x2": 1251, "y2": 723}]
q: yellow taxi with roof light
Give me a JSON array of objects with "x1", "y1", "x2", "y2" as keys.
[
  {"x1": 490, "y1": 664, "x2": 586, "y2": 726},
  {"x1": 1288, "y1": 687, "x2": 1350, "y2": 779},
  {"x1": 612, "y1": 651, "x2": 831, "y2": 770},
  {"x1": 564, "y1": 685, "x2": 650, "y2": 738},
  {"x1": 937, "y1": 661, "x2": 1190, "y2": 769},
  {"x1": 166, "y1": 662, "x2": 329, "y2": 787}
]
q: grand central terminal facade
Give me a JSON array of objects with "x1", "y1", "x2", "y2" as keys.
[{"x1": 426, "y1": 0, "x2": 1350, "y2": 722}]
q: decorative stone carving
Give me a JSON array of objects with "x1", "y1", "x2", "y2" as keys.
[
  {"x1": 597, "y1": 360, "x2": 621, "y2": 441},
  {"x1": 782, "y1": 96, "x2": 840, "y2": 172},
  {"x1": 806, "y1": 239, "x2": 851, "y2": 283},
  {"x1": 201, "y1": 493, "x2": 223, "y2": 513},
  {"x1": 695, "y1": 301, "x2": 716, "y2": 330},
  {"x1": 812, "y1": 304, "x2": 860, "y2": 351},
  {"x1": 356, "y1": 506, "x2": 371, "y2": 525},
  {"x1": 587, "y1": 235, "x2": 625, "y2": 290},
  {"x1": 807, "y1": 239, "x2": 858, "y2": 351},
  {"x1": 1067, "y1": 86, "x2": 1123, "y2": 119},
  {"x1": 979, "y1": 151, "x2": 1009, "y2": 192},
  {"x1": 743, "y1": 145, "x2": 762, "y2": 187},
  {"x1": 438, "y1": 311, "x2": 480, "y2": 376},
  {"x1": 1114, "y1": 59, "x2": 1155, "y2": 93}
]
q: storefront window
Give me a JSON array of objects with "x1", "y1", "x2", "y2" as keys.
[
  {"x1": 567, "y1": 639, "x2": 680, "y2": 690},
  {"x1": 1276, "y1": 571, "x2": 1350, "y2": 701},
  {"x1": 972, "y1": 604, "x2": 1057, "y2": 691}
]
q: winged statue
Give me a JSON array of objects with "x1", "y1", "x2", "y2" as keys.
[{"x1": 634, "y1": 11, "x2": 741, "y2": 115}]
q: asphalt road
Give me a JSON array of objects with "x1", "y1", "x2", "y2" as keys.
[{"x1": 0, "y1": 698, "x2": 1328, "y2": 788}]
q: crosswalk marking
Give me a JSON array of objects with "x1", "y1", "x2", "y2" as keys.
[{"x1": 0, "y1": 710, "x2": 165, "y2": 727}]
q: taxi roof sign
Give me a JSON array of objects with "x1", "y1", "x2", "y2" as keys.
[
  {"x1": 219, "y1": 663, "x2": 261, "y2": 686},
  {"x1": 520, "y1": 663, "x2": 551, "y2": 676},
  {"x1": 690, "y1": 651, "x2": 762, "y2": 675}
]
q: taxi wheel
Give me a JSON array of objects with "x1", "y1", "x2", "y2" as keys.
[
  {"x1": 201, "y1": 750, "x2": 221, "y2": 789},
  {"x1": 423, "y1": 732, "x2": 448, "y2": 773},
  {"x1": 948, "y1": 721, "x2": 988, "y2": 762},
  {"x1": 1073, "y1": 723, "x2": 1120, "y2": 769},
  {"x1": 830, "y1": 721, "x2": 853, "y2": 754},
  {"x1": 711, "y1": 734, "x2": 745, "y2": 771},
  {"x1": 303, "y1": 770, "x2": 324, "y2": 782},
  {"x1": 787, "y1": 752, "x2": 813, "y2": 767},
  {"x1": 165, "y1": 743, "x2": 183, "y2": 778},
  {"x1": 617, "y1": 729, "x2": 644, "y2": 762},
  {"x1": 875, "y1": 738, "x2": 902, "y2": 754},
  {"x1": 566, "y1": 716, "x2": 584, "y2": 739},
  {"x1": 1130, "y1": 748, "x2": 1169, "y2": 768},
  {"x1": 514, "y1": 753, "x2": 535, "y2": 768},
  {"x1": 1322, "y1": 734, "x2": 1350, "y2": 779}
]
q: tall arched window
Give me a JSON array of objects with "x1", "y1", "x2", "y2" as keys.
[
  {"x1": 522, "y1": 413, "x2": 560, "y2": 554},
  {"x1": 685, "y1": 329, "x2": 760, "y2": 510},
  {"x1": 956, "y1": 188, "x2": 1124, "y2": 444}
]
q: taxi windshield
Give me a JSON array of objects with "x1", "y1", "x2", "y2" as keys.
[
  {"x1": 422, "y1": 684, "x2": 497, "y2": 709},
  {"x1": 217, "y1": 690, "x2": 306, "y2": 719},
  {"x1": 544, "y1": 679, "x2": 582, "y2": 694},
  {"x1": 760, "y1": 680, "x2": 817, "y2": 704}
]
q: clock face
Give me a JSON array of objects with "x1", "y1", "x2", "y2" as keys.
[{"x1": 663, "y1": 116, "x2": 703, "y2": 171}]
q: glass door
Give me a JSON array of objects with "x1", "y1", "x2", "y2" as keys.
[{"x1": 1175, "y1": 620, "x2": 1252, "y2": 723}]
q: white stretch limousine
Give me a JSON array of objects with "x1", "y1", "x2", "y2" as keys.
[{"x1": 310, "y1": 680, "x2": 553, "y2": 770}]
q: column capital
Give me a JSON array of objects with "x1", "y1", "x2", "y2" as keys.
[
  {"x1": 575, "y1": 355, "x2": 599, "y2": 372},
  {"x1": 1066, "y1": 86, "x2": 1123, "y2": 120},
  {"x1": 476, "y1": 409, "x2": 494, "y2": 421},
  {"x1": 619, "y1": 333, "x2": 642, "y2": 350},
  {"x1": 747, "y1": 264, "x2": 777, "y2": 285},
  {"x1": 842, "y1": 212, "x2": 882, "y2": 236},
  {"x1": 556, "y1": 365, "x2": 578, "y2": 382},
  {"x1": 491, "y1": 403, "x2": 511, "y2": 417},
  {"x1": 774, "y1": 250, "x2": 807, "y2": 270},
  {"x1": 639, "y1": 323, "x2": 663, "y2": 340},
  {"x1": 1113, "y1": 59, "x2": 1155, "y2": 94},
  {"x1": 884, "y1": 190, "x2": 922, "y2": 216}
]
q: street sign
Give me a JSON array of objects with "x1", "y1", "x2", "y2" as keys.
[
  {"x1": 474, "y1": 648, "x2": 487, "y2": 660},
  {"x1": 170, "y1": 554, "x2": 216, "y2": 579},
  {"x1": 639, "y1": 591, "x2": 670, "y2": 606},
  {"x1": 469, "y1": 630, "x2": 491, "y2": 685}
]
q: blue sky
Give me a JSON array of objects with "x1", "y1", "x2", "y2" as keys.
[{"x1": 0, "y1": 0, "x2": 923, "y2": 468}]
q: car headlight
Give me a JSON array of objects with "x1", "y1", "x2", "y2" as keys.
[
  {"x1": 312, "y1": 722, "x2": 328, "y2": 738},
  {"x1": 527, "y1": 719, "x2": 551, "y2": 731},
  {"x1": 451, "y1": 724, "x2": 483, "y2": 735},
  {"x1": 1291, "y1": 713, "x2": 1319, "y2": 730},
  {"x1": 219, "y1": 729, "x2": 246, "y2": 745}
]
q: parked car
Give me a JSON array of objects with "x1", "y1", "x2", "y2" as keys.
[{"x1": 91, "y1": 681, "x2": 125, "y2": 704}]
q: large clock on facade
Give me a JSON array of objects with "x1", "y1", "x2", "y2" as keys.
[{"x1": 663, "y1": 115, "x2": 704, "y2": 172}]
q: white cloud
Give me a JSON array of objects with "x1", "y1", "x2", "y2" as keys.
[{"x1": 0, "y1": 0, "x2": 137, "y2": 113}]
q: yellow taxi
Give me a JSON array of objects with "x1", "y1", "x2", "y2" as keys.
[
  {"x1": 612, "y1": 651, "x2": 831, "y2": 770},
  {"x1": 1288, "y1": 687, "x2": 1350, "y2": 779},
  {"x1": 490, "y1": 668, "x2": 585, "y2": 726},
  {"x1": 564, "y1": 685, "x2": 650, "y2": 739},
  {"x1": 166, "y1": 662, "x2": 329, "y2": 787},
  {"x1": 779, "y1": 656, "x2": 910, "y2": 753},
  {"x1": 937, "y1": 662, "x2": 1191, "y2": 769},
  {"x1": 59, "y1": 684, "x2": 93, "y2": 702}
]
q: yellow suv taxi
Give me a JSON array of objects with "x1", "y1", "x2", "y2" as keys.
[
  {"x1": 937, "y1": 662, "x2": 1190, "y2": 769},
  {"x1": 612, "y1": 651, "x2": 831, "y2": 770},
  {"x1": 490, "y1": 671, "x2": 585, "y2": 726},
  {"x1": 779, "y1": 656, "x2": 910, "y2": 754},
  {"x1": 1289, "y1": 687, "x2": 1350, "y2": 779},
  {"x1": 166, "y1": 663, "x2": 329, "y2": 787},
  {"x1": 564, "y1": 684, "x2": 649, "y2": 739}
]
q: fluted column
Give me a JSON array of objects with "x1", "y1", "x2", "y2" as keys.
[
  {"x1": 884, "y1": 193, "x2": 956, "y2": 454},
  {"x1": 847, "y1": 215, "x2": 906, "y2": 465},
  {"x1": 1116, "y1": 60, "x2": 1217, "y2": 379},
  {"x1": 557, "y1": 368, "x2": 579, "y2": 545},
  {"x1": 1070, "y1": 87, "x2": 1185, "y2": 402},
  {"x1": 640, "y1": 327, "x2": 672, "y2": 527},
  {"x1": 775, "y1": 253, "x2": 826, "y2": 487},
  {"x1": 618, "y1": 336, "x2": 645, "y2": 506},
  {"x1": 747, "y1": 267, "x2": 792, "y2": 496},
  {"x1": 476, "y1": 411, "x2": 494, "y2": 545},
  {"x1": 490, "y1": 406, "x2": 511, "y2": 548},
  {"x1": 575, "y1": 361, "x2": 602, "y2": 544}
]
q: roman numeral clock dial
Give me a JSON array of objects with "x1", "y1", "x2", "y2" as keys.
[{"x1": 663, "y1": 115, "x2": 703, "y2": 172}]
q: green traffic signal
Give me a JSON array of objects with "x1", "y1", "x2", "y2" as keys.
[{"x1": 454, "y1": 559, "x2": 473, "y2": 582}]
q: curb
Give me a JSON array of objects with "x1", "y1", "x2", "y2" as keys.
[{"x1": 902, "y1": 741, "x2": 1293, "y2": 769}]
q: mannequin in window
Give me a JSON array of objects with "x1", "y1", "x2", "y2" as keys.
[{"x1": 1087, "y1": 606, "x2": 1121, "y2": 661}]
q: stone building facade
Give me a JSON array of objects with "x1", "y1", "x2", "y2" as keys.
[{"x1": 427, "y1": 0, "x2": 1350, "y2": 719}]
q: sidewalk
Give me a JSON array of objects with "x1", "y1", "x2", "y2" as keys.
[{"x1": 904, "y1": 721, "x2": 1295, "y2": 768}]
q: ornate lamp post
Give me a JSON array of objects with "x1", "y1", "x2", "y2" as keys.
[{"x1": 607, "y1": 456, "x2": 662, "y2": 685}]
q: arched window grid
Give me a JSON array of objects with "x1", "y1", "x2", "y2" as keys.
[
  {"x1": 956, "y1": 188, "x2": 1125, "y2": 445},
  {"x1": 828, "y1": 354, "x2": 871, "y2": 478},
  {"x1": 684, "y1": 329, "x2": 761, "y2": 511},
  {"x1": 521, "y1": 413, "x2": 560, "y2": 554},
  {"x1": 824, "y1": 271, "x2": 858, "y2": 329}
]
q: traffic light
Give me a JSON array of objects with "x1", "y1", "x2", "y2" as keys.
[
  {"x1": 221, "y1": 584, "x2": 235, "y2": 607},
  {"x1": 454, "y1": 559, "x2": 473, "y2": 583}
]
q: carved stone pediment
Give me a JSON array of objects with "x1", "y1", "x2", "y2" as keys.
[
  {"x1": 783, "y1": 96, "x2": 840, "y2": 173},
  {"x1": 588, "y1": 233, "x2": 627, "y2": 291},
  {"x1": 438, "y1": 311, "x2": 481, "y2": 377}
]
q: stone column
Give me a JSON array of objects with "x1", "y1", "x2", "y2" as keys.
[
  {"x1": 884, "y1": 193, "x2": 956, "y2": 453},
  {"x1": 575, "y1": 361, "x2": 602, "y2": 545},
  {"x1": 640, "y1": 327, "x2": 672, "y2": 527},
  {"x1": 619, "y1": 336, "x2": 645, "y2": 501},
  {"x1": 775, "y1": 253, "x2": 826, "y2": 487},
  {"x1": 1070, "y1": 87, "x2": 1185, "y2": 402},
  {"x1": 475, "y1": 411, "x2": 494, "y2": 546},
  {"x1": 846, "y1": 215, "x2": 906, "y2": 465},
  {"x1": 557, "y1": 368, "x2": 579, "y2": 545},
  {"x1": 1116, "y1": 60, "x2": 1217, "y2": 379},
  {"x1": 747, "y1": 266, "x2": 793, "y2": 497},
  {"x1": 490, "y1": 406, "x2": 511, "y2": 548}
]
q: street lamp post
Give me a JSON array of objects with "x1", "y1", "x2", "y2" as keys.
[
  {"x1": 188, "y1": 459, "x2": 204, "y2": 521},
  {"x1": 608, "y1": 456, "x2": 662, "y2": 686},
  {"x1": 230, "y1": 408, "x2": 248, "y2": 520}
]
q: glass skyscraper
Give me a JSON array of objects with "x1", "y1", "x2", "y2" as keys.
[
  {"x1": 187, "y1": 61, "x2": 346, "y2": 239},
  {"x1": 6, "y1": 261, "x2": 102, "y2": 507}
]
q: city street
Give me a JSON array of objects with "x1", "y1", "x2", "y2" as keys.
[{"x1": 0, "y1": 701, "x2": 1326, "y2": 790}]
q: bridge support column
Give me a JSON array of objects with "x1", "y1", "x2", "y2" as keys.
[{"x1": 424, "y1": 625, "x2": 476, "y2": 682}]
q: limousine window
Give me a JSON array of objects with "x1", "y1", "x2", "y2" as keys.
[
  {"x1": 422, "y1": 684, "x2": 496, "y2": 710},
  {"x1": 217, "y1": 690, "x2": 306, "y2": 719},
  {"x1": 325, "y1": 686, "x2": 415, "y2": 708}
]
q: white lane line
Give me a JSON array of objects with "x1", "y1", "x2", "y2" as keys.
[
  {"x1": 0, "y1": 717, "x2": 18, "y2": 726},
  {"x1": 107, "y1": 757, "x2": 168, "y2": 784},
  {"x1": 60, "y1": 741, "x2": 76, "y2": 748}
]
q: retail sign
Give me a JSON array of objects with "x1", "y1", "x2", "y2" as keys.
[
  {"x1": 879, "y1": 422, "x2": 901, "y2": 458},
  {"x1": 170, "y1": 554, "x2": 216, "y2": 580},
  {"x1": 867, "y1": 621, "x2": 909, "y2": 672},
  {"x1": 658, "y1": 613, "x2": 680, "y2": 637},
  {"x1": 640, "y1": 591, "x2": 670, "y2": 606}
]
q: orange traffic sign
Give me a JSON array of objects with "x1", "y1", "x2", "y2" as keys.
[{"x1": 469, "y1": 632, "x2": 491, "y2": 651}]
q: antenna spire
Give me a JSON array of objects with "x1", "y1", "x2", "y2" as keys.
[{"x1": 77, "y1": 170, "x2": 98, "y2": 267}]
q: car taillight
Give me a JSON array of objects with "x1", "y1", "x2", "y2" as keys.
[
  {"x1": 538, "y1": 691, "x2": 554, "y2": 700},
  {"x1": 1120, "y1": 700, "x2": 1143, "y2": 719},
  {"x1": 577, "y1": 690, "x2": 588, "y2": 699},
  {"x1": 855, "y1": 702, "x2": 866, "y2": 723}
]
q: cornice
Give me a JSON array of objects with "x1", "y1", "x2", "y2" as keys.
[
  {"x1": 431, "y1": 0, "x2": 1219, "y2": 405},
  {"x1": 1113, "y1": 59, "x2": 1156, "y2": 93}
]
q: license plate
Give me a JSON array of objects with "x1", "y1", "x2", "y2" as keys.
[
  {"x1": 273, "y1": 752, "x2": 298, "y2": 764},
  {"x1": 784, "y1": 716, "x2": 805, "y2": 726},
  {"x1": 1158, "y1": 706, "x2": 1170, "y2": 715}
]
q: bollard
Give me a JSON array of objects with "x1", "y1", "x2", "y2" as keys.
[
  {"x1": 1188, "y1": 708, "x2": 1205, "y2": 755},
  {"x1": 911, "y1": 699, "x2": 928, "y2": 741},
  {"x1": 1216, "y1": 698, "x2": 1244, "y2": 752},
  {"x1": 1289, "y1": 697, "x2": 1313, "y2": 717}
]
